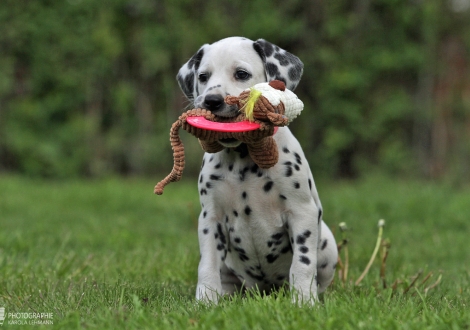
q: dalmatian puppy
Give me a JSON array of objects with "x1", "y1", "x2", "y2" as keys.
[{"x1": 177, "y1": 37, "x2": 338, "y2": 305}]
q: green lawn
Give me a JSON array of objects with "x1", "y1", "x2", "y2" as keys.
[{"x1": 0, "y1": 175, "x2": 469, "y2": 329}]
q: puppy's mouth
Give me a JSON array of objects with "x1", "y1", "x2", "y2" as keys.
[
  {"x1": 218, "y1": 138, "x2": 242, "y2": 148},
  {"x1": 212, "y1": 104, "x2": 240, "y2": 118}
]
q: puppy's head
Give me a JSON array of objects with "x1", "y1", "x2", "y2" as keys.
[{"x1": 177, "y1": 37, "x2": 303, "y2": 118}]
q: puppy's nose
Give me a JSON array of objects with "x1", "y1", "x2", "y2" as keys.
[{"x1": 203, "y1": 94, "x2": 225, "y2": 111}]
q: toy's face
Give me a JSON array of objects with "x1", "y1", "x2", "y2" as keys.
[{"x1": 193, "y1": 38, "x2": 266, "y2": 118}]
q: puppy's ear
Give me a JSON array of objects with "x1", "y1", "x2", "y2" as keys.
[
  {"x1": 176, "y1": 45, "x2": 207, "y2": 101},
  {"x1": 253, "y1": 39, "x2": 303, "y2": 91}
]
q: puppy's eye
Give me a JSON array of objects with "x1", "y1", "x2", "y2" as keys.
[
  {"x1": 198, "y1": 73, "x2": 208, "y2": 83},
  {"x1": 235, "y1": 70, "x2": 251, "y2": 80}
]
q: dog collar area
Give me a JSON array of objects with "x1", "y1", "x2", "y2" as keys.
[{"x1": 186, "y1": 116, "x2": 279, "y2": 134}]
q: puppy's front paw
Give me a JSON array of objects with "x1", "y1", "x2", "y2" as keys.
[
  {"x1": 291, "y1": 290, "x2": 318, "y2": 306},
  {"x1": 196, "y1": 284, "x2": 221, "y2": 303}
]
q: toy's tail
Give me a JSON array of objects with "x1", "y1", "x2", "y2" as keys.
[{"x1": 154, "y1": 119, "x2": 185, "y2": 195}]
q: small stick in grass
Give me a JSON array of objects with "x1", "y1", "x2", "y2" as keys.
[
  {"x1": 424, "y1": 273, "x2": 442, "y2": 295},
  {"x1": 403, "y1": 269, "x2": 423, "y2": 294},
  {"x1": 419, "y1": 271, "x2": 434, "y2": 288},
  {"x1": 391, "y1": 278, "x2": 402, "y2": 291},
  {"x1": 355, "y1": 219, "x2": 385, "y2": 286},
  {"x1": 380, "y1": 239, "x2": 391, "y2": 289}
]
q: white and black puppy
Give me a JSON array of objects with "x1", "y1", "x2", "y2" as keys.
[{"x1": 177, "y1": 37, "x2": 338, "y2": 305}]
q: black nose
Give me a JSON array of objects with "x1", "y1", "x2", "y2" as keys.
[{"x1": 203, "y1": 94, "x2": 224, "y2": 111}]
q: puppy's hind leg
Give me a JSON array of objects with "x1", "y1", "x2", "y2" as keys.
[
  {"x1": 220, "y1": 263, "x2": 244, "y2": 295},
  {"x1": 317, "y1": 221, "x2": 338, "y2": 293}
]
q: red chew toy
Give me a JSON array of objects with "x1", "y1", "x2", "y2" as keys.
[{"x1": 186, "y1": 116, "x2": 261, "y2": 132}]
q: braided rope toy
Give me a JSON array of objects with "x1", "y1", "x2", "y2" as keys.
[{"x1": 154, "y1": 80, "x2": 303, "y2": 195}]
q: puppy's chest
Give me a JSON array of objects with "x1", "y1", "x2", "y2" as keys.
[{"x1": 199, "y1": 150, "x2": 298, "y2": 287}]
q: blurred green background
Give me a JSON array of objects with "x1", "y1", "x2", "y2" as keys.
[{"x1": 1, "y1": 0, "x2": 469, "y2": 181}]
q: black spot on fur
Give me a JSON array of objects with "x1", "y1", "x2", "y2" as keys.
[
  {"x1": 320, "y1": 262, "x2": 328, "y2": 269},
  {"x1": 180, "y1": 72, "x2": 194, "y2": 98},
  {"x1": 206, "y1": 182, "x2": 212, "y2": 189},
  {"x1": 239, "y1": 166, "x2": 249, "y2": 181},
  {"x1": 250, "y1": 163, "x2": 259, "y2": 173},
  {"x1": 188, "y1": 48, "x2": 204, "y2": 70},
  {"x1": 318, "y1": 208, "x2": 322, "y2": 224},
  {"x1": 274, "y1": 52, "x2": 290, "y2": 66},
  {"x1": 279, "y1": 194, "x2": 287, "y2": 200},
  {"x1": 263, "y1": 181, "x2": 274, "y2": 192},
  {"x1": 235, "y1": 247, "x2": 249, "y2": 262},
  {"x1": 293, "y1": 182, "x2": 300, "y2": 189},
  {"x1": 321, "y1": 239, "x2": 328, "y2": 250},
  {"x1": 266, "y1": 254, "x2": 278, "y2": 263},
  {"x1": 199, "y1": 174, "x2": 203, "y2": 183},
  {"x1": 234, "y1": 237, "x2": 241, "y2": 244},
  {"x1": 217, "y1": 243, "x2": 224, "y2": 251},
  {"x1": 285, "y1": 167, "x2": 293, "y2": 177},
  {"x1": 217, "y1": 223, "x2": 226, "y2": 244},
  {"x1": 228, "y1": 164, "x2": 234, "y2": 171},
  {"x1": 294, "y1": 152, "x2": 302, "y2": 165},
  {"x1": 244, "y1": 206, "x2": 252, "y2": 216},
  {"x1": 275, "y1": 76, "x2": 286, "y2": 85},
  {"x1": 300, "y1": 256, "x2": 311, "y2": 265},
  {"x1": 203, "y1": 211, "x2": 207, "y2": 218},
  {"x1": 282, "y1": 146, "x2": 290, "y2": 153},
  {"x1": 266, "y1": 62, "x2": 280, "y2": 78},
  {"x1": 233, "y1": 210, "x2": 238, "y2": 217},
  {"x1": 288, "y1": 66, "x2": 302, "y2": 81},
  {"x1": 242, "y1": 191, "x2": 247, "y2": 199},
  {"x1": 296, "y1": 230, "x2": 311, "y2": 245},
  {"x1": 246, "y1": 269, "x2": 265, "y2": 281},
  {"x1": 210, "y1": 174, "x2": 221, "y2": 181},
  {"x1": 271, "y1": 232, "x2": 283, "y2": 240},
  {"x1": 308, "y1": 178, "x2": 312, "y2": 190},
  {"x1": 200, "y1": 188, "x2": 207, "y2": 195},
  {"x1": 299, "y1": 246, "x2": 309, "y2": 253},
  {"x1": 260, "y1": 40, "x2": 274, "y2": 57},
  {"x1": 203, "y1": 228, "x2": 209, "y2": 234},
  {"x1": 214, "y1": 162, "x2": 222, "y2": 169},
  {"x1": 281, "y1": 244, "x2": 293, "y2": 254},
  {"x1": 296, "y1": 235, "x2": 305, "y2": 245}
]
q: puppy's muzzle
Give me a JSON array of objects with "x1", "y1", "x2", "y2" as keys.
[{"x1": 196, "y1": 94, "x2": 239, "y2": 118}]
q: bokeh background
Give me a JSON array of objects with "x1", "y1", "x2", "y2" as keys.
[{"x1": 1, "y1": 0, "x2": 469, "y2": 182}]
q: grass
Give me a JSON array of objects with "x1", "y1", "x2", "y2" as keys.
[{"x1": 0, "y1": 174, "x2": 469, "y2": 329}]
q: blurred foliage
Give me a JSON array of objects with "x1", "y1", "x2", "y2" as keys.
[{"x1": 0, "y1": 0, "x2": 469, "y2": 179}]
